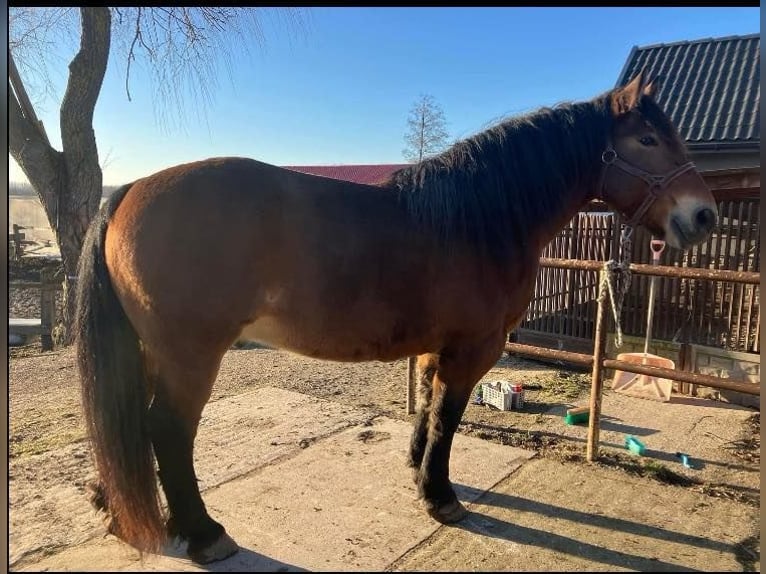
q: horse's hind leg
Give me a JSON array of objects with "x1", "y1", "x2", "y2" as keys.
[
  {"x1": 407, "y1": 353, "x2": 438, "y2": 481},
  {"x1": 147, "y1": 352, "x2": 238, "y2": 564},
  {"x1": 418, "y1": 333, "x2": 506, "y2": 524}
]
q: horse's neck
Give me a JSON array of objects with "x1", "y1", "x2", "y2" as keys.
[
  {"x1": 491, "y1": 109, "x2": 604, "y2": 255},
  {"x1": 529, "y1": 183, "x2": 593, "y2": 255}
]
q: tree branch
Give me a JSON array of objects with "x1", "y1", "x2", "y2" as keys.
[
  {"x1": 9, "y1": 80, "x2": 63, "y2": 218},
  {"x1": 60, "y1": 7, "x2": 110, "y2": 158},
  {"x1": 125, "y1": 7, "x2": 142, "y2": 101}
]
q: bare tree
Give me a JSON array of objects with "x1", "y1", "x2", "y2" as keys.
[
  {"x1": 9, "y1": 7, "x2": 304, "y2": 344},
  {"x1": 402, "y1": 94, "x2": 449, "y2": 163}
]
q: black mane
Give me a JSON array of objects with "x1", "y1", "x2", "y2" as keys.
[{"x1": 385, "y1": 93, "x2": 615, "y2": 262}]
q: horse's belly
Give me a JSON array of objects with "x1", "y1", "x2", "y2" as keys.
[
  {"x1": 237, "y1": 316, "x2": 411, "y2": 362},
  {"x1": 239, "y1": 316, "x2": 294, "y2": 348}
]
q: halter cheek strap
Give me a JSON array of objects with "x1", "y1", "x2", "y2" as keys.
[{"x1": 597, "y1": 140, "x2": 697, "y2": 227}]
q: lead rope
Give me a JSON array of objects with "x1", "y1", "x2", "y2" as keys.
[{"x1": 600, "y1": 225, "x2": 634, "y2": 349}]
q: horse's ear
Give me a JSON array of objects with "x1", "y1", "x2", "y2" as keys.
[
  {"x1": 611, "y1": 67, "x2": 651, "y2": 115},
  {"x1": 643, "y1": 76, "x2": 660, "y2": 98}
]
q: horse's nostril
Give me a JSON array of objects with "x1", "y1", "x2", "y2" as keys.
[{"x1": 695, "y1": 207, "x2": 716, "y2": 231}]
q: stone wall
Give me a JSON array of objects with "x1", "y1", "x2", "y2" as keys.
[
  {"x1": 606, "y1": 333, "x2": 760, "y2": 409},
  {"x1": 690, "y1": 345, "x2": 760, "y2": 409}
]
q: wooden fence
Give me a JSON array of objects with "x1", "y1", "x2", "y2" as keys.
[
  {"x1": 627, "y1": 196, "x2": 760, "y2": 353},
  {"x1": 521, "y1": 211, "x2": 614, "y2": 344},
  {"x1": 8, "y1": 268, "x2": 63, "y2": 351},
  {"x1": 518, "y1": 190, "x2": 760, "y2": 355}
]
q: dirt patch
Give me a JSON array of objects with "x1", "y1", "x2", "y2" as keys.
[
  {"x1": 734, "y1": 535, "x2": 761, "y2": 572},
  {"x1": 730, "y1": 413, "x2": 760, "y2": 465},
  {"x1": 357, "y1": 430, "x2": 392, "y2": 443},
  {"x1": 9, "y1": 346, "x2": 84, "y2": 459}
]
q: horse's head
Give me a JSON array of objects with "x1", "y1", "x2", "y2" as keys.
[{"x1": 598, "y1": 69, "x2": 718, "y2": 249}]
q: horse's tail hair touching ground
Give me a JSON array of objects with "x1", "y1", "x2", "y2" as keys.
[{"x1": 74, "y1": 183, "x2": 166, "y2": 553}]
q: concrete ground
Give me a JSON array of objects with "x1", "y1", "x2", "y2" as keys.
[{"x1": 12, "y1": 387, "x2": 760, "y2": 572}]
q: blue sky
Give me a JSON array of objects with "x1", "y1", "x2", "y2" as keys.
[{"x1": 9, "y1": 7, "x2": 760, "y2": 185}]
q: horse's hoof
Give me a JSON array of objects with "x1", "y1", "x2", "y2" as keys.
[
  {"x1": 425, "y1": 499, "x2": 468, "y2": 524},
  {"x1": 188, "y1": 532, "x2": 239, "y2": 564}
]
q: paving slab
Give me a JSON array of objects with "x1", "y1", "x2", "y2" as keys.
[
  {"x1": 390, "y1": 457, "x2": 759, "y2": 572},
  {"x1": 17, "y1": 388, "x2": 534, "y2": 572},
  {"x1": 9, "y1": 388, "x2": 379, "y2": 567}
]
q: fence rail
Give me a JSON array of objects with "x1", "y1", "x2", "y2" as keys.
[
  {"x1": 508, "y1": 256, "x2": 758, "y2": 461},
  {"x1": 519, "y1": 193, "x2": 760, "y2": 354},
  {"x1": 9, "y1": 271, "x2": 63, "y2": 351},
  {"x1": 407, "y1": 256, "x2": 760, "y2": 461}
]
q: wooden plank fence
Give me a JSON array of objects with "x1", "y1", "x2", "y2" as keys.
[
  {"x1": 518, "y1": 190, "x2": 760, "y2": 356},
  {"x1": 9, "y1": 269, "x2": 63, "y2": 351},
  {"x1": 628, "y1": 196, "x2": 760, "y2": 353},
  {"x1": 521, "y1": 211, "x2": 614, "y2": 343}
]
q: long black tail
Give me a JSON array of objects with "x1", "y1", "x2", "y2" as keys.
[{"x1": 74, "y1": 183, "x2": 166, "y2": 553}]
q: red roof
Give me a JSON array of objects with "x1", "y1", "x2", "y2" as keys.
[{"x1": 283, "y1": 164, "x2": 408, "y2": 185}]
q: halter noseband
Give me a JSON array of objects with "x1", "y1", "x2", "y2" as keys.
[{"x1": 597, "y1": 139, "x2": 697, "y2": 227}]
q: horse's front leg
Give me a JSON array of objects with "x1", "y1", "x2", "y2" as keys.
[
  {"x1": 416, "y1": 331, "x2": 507, "y2": 523},
  {"x1": 407, "y1": 353, "x2": 439, "y2": 481}
]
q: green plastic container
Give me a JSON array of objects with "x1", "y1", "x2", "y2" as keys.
[
  {"x1": 625, "y1": 435, "x2": 646, "y2": 456},
  {"x1": 564, "y1": 406, "x2": 589, "y2": 425}
]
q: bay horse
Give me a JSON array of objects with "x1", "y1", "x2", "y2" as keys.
[{"x1": 75, "y1": 70, "x2": 717, "y2": 564}]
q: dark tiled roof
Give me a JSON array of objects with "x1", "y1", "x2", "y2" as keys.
[
  {"x1": 283, "y1": 164, "x2": 408, "y2": 185},
  {"x1": 616, "y1": 33, "x2": 760, "y2": 148}
]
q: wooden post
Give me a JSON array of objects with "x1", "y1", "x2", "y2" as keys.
[
  {"x1": 564, "y1": 216, "x2": 579, "y2": 336},
  {"x1": 586, "y1": 268, "x2": 609, "y2": 462},
  {"x1": 11, "y1": 224, "x2": 26, "y2": 261},
  {"x1": 406, "y1": 357, "x2": 416, "y2": 415},
  {"x1": 677, "y1": 342, "x2": 691, "y2": 395}
]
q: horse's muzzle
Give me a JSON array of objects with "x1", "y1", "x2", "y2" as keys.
[{"x1": 670, "y1": 205, "x2": 718, "y2": 248}]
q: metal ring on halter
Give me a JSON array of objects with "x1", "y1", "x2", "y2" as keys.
[{"x1": 601, "y1": 149, "x2": 617, "y2": 164}]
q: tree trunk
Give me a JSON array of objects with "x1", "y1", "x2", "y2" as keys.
[
  {"x1": 419, "y1": 115, "x2": 425, "y2": 163},
  {"x1": 9, "y1": 7, "x2": 111, "y2": 346}
]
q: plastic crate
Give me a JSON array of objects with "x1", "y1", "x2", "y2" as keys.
[{"x1": 481, "y1": 381, "x2": 514, "y2": 411}]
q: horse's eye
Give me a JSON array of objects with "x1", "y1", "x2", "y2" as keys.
[{"x1": 639, "y1": 135, "x2": 658, "y2": 146}]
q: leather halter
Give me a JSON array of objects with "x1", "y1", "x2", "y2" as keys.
[{"x1": 597, "y1": 139, "x2": 697, "y2": 227}]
